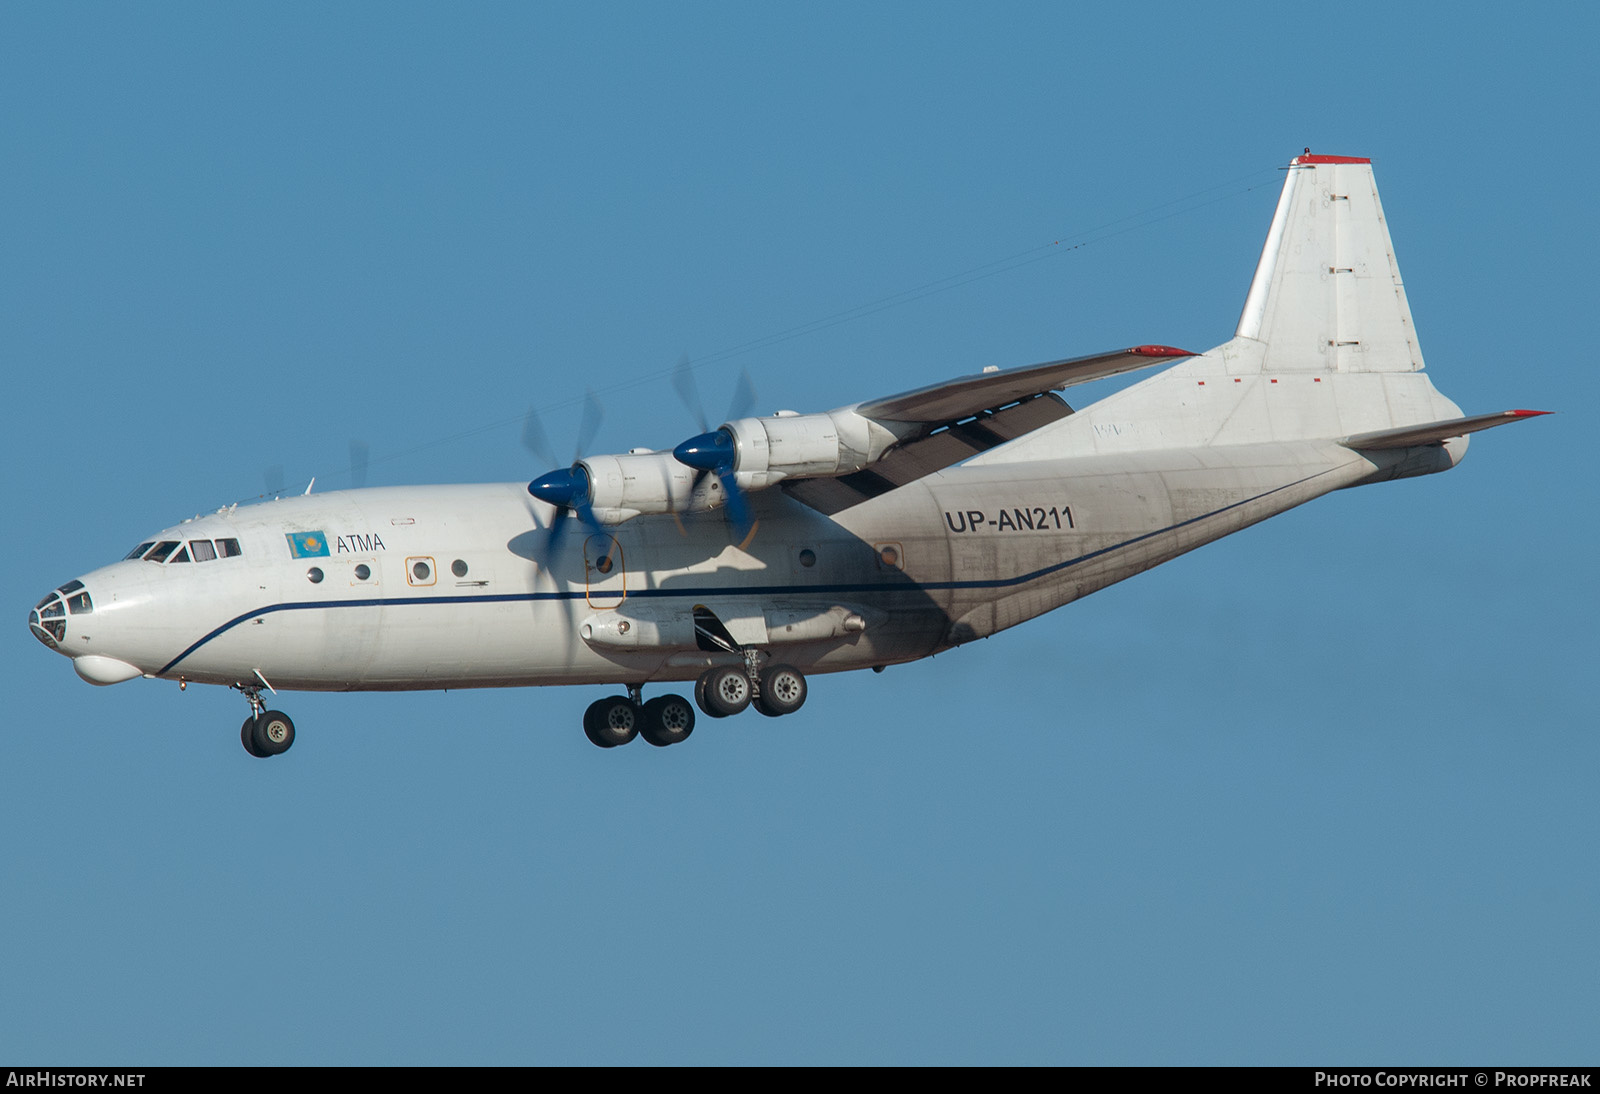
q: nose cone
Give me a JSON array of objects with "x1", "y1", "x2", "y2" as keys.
[
  {"x1": 528, "y1": 465, "x2": 591, "y2": 509},
  {"x1": 30, "y1": 578, "x2": 144, "y2": 685},
  {"x1": 672, "y1": 428, "x2": 735, "y2": 472}
]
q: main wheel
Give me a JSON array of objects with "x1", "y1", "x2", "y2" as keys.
[
  {"x1": 251, "y1": 710, "x2": 296, "y2": 755},
  {"x1": 241, "y1": 715, "x2": 267, "y2": 758},
  {"x1": 583, "y1": 695, "x2": 640, "y2": 748},
  {"x1": 693, "y1": 672, "x2": 728, "y2": 718},
  {"x1": 754, "y1": 664, "x2": 807, "y2": 718},
  {"x1": 640, "y1": 694, "x2": 696, "y2": 747},
  {"x1": 699, "y1": 666, "x2": 752, "y2": 718}
]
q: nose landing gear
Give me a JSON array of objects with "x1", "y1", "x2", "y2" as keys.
[{"x1": 235, "y1": 684, "x2": 295, "y2": 758}]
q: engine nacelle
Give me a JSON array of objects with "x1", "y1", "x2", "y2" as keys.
[
  {"x1": 719, "y1": 408, "x2": 914, "y2": 489},
  {"x1": 576, "y1": 450, "x2": 724, "y2": 523}
]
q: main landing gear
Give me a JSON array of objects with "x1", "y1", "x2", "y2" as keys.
[
  {"x1": 583, "y1": 684, "x2": 696, "y2": 749},
  {"x1": 694, "y1": 660, "x2": 808, "y2": 720},
  {"x1": 236, "y1": 685, "x2": 295, "y2": 759},
  {"x1": 584, "y1": 662, "x2": 808, "y2": 750}
]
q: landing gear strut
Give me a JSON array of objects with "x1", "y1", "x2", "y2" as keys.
[{"x1": 235, "y1": 684, "x2": 295, "y2": 758}]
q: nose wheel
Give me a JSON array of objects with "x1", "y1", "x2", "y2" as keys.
[
  {"x1": 239, "y1": 710, "x2": 296, "y2": 757},
  {"x1": 235, "y1": 684, "x2": 295, "y2": 758}
]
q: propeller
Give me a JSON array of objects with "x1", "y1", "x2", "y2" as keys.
[
  {"x1": 524, "y1": 390, "x2": 606, "y2": 555},
  {"x1": 350, "y1": 440, "x2": 370, "y2": 489},
  {"x1": 670, "y1": 357, "x2": 758, "y2": 536}
]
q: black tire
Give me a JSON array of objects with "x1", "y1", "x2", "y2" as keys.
[
  {"x1": 241, "y1": 715, "x2": 268, "y2": 758},
  {"x1": 693, "y1": 672, "x2": 729, "y2": 718},
  {"x1": 640, "y1": 694, "x2": 696, "y2": 747},
  {"x1": 700, "y1": 666, "x2": 752, "y2": 717},
  {"x1": 251, "y1": 710, "x2": 296, "y2": 756},
  {"x1": 583, "y1": 695, "x2": 640, "y2": 748},
  {"x1": 754, "y1": 664, "x2": 807, "y2": 718}
]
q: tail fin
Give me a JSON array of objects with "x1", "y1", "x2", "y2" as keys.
[
  {"x1": 1235, "y1": 153, "x2": 1426, "y2": 374},
  {"x1": 1000, "y1": 152, "x2": 1474, "y2": 458}
]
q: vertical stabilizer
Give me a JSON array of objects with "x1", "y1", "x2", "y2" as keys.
[{"x1": 1235, "y1": 154, "x2": 1426, "y2": 374}]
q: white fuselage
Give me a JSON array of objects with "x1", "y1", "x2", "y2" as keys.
[
  {"x1": 30, "y1": 155, "x2": 1492, "y2": 708},
  {"x1": 32, "y1": 432, "x2": 1435, "y2": 696}
]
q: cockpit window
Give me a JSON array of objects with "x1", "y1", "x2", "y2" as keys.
[
  {"x1": 57, "y1": 580, "x2": 85, "y2": 595},
  {"x1": 132, "y1": 537, "x2": 242, "y2": 565},
  {"x1": 126, "y1": 542, "x2": 155, "y2": 560},
  {"x1": 67, "y1": 591, "x2": 93, "y2": 615}
]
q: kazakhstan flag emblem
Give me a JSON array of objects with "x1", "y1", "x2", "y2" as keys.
[{"x1": 286, "y1": 531, "x2": 330, "y2": 558}]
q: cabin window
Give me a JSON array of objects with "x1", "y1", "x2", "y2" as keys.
[
  {"x1": 798, "y1": 549, "x2": 816, "y2": 568},
  {"x1": 307, "y1": 567, "x2": 324, "y2": 584},
  {"x1": 354, "y1": 564, "x2": 371, "y2": 581},
  {"x1": 451, "y1": 559, "x2": 468, "y2": 578},
  {"x1": 406, "y1": 557, "x2": 436, "y2": 586}
]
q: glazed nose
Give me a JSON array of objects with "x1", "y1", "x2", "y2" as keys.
[{"x1": 28, "y1": 580, "x2": 92, "y2": 652}]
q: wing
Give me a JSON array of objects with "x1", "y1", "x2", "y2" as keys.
[
  {"x1": 783, "y1": 345, "x2": 1197, "y2": 515},
  {"x1": 855, "y1": 345, "x2": 1195, "y2": 424}
]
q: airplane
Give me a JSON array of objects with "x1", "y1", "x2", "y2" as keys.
[{"x1": 28, "y1": 152, "x2": 1547, "y2": 758}]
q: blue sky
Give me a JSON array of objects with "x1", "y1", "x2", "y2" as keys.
[{"x1": 3, "y1": 3, "x2": 1594, "y2": 1064}]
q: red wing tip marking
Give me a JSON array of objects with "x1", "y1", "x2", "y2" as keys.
[
  {"x1": 1129, "y1": 345, "x2": 1197, "y2": 358},
  {"x1": 1511, "y1": 409, "x2": 1552, "y2": 417},
  {"x1": 1292, "y1": 154, "x2": 1372, "y2": 165}
]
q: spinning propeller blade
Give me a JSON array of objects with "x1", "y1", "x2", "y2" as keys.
[
  {"x1": 349, "y1": 440, "x2": 370, "y2": 489},
  {"x1": 525, "y1": 391, "x2": 607, "y2": 554},
  {"x1": 669, "y1": 361, "x2": 758, "y2": 538}
]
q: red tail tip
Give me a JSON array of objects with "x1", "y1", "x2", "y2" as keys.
[{"x1": 1293, "y1": 154, "x2": 1372, "y2": 165}]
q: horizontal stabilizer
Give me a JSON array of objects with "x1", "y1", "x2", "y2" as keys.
[
  {"x1": 1340, "y1": 410, "x2": 1550, "y2": 450},
  {"x1": 857, "y1": 345, "x2": 1194, "y2": 424}
]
